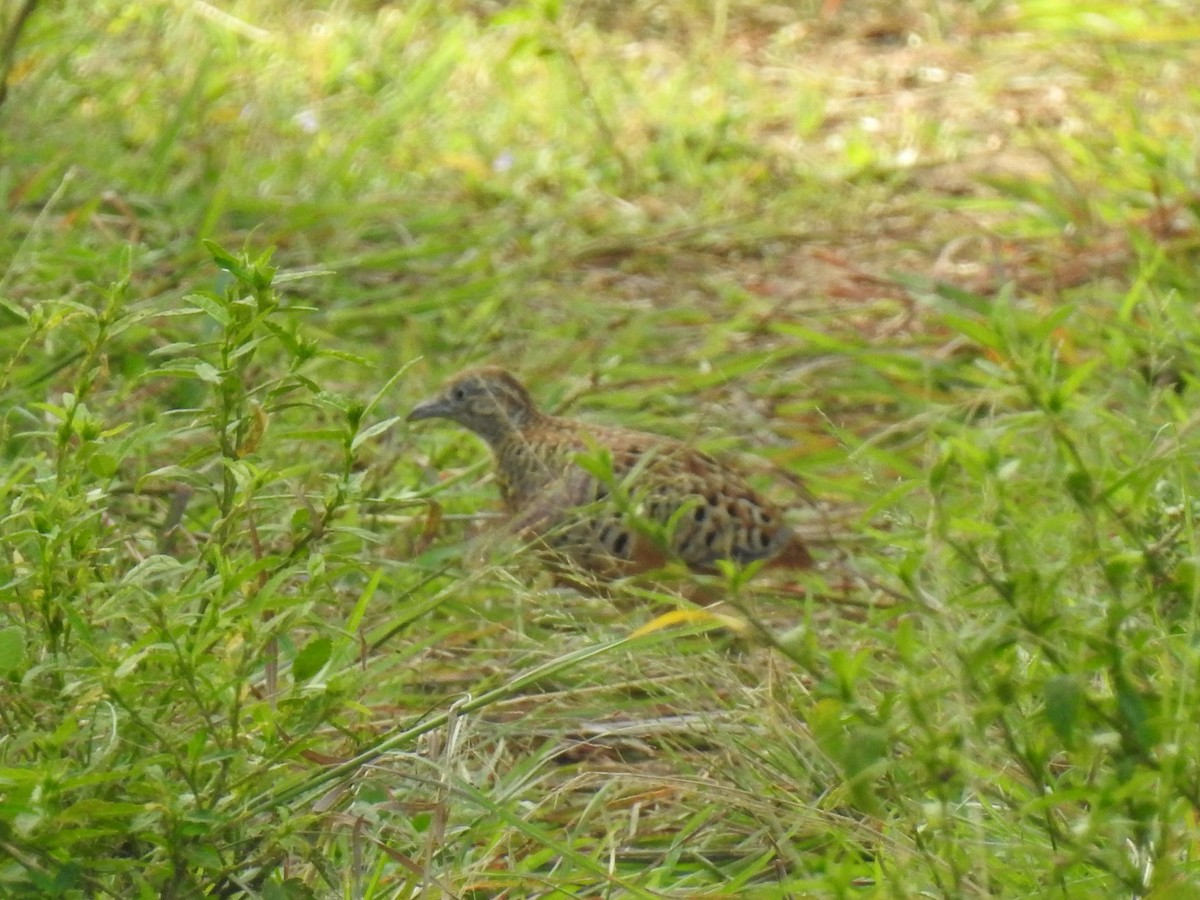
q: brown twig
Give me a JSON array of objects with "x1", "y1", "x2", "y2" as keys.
[{"x1": 0, "y1": 0, "x2": 39, "y2": 110}]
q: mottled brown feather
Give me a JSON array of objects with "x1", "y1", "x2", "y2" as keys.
[{"x1": 407, "y1": 367, "x2": 813, "y2": 577}]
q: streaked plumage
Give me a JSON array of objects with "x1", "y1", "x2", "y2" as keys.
[{"x1": 407, "y1": 367, "x2": 812, "y2": 577}]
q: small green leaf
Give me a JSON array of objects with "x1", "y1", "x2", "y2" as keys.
[
  {"x1": 1044, "y1": 675, "x2": 1083, "y2": 746},
  {"x1": 0, "y1": 293, "x2": 29, "y2": 324},
  {"x1": 940, "y1": 312, "x2": 1003, "y2": 352},
  {"x1": 572, "y1": 446, "x2": 614, "y2": 482},
  {"x1": 273, "y1": 268, "x2": 334, "y2": 285},
  {"x1": 185, "y1": 292, "x2": 231, "y2": 325},
  {"x1": 88, "y1": 451, "x2": 120, "y2": 479},
  {"x1": 293, "y1": 637, "x2": 332, "y2": 682},
  {"x1": 0, "y1": 627, "x2": 27, "y2": 672},
  {"x1": 1056, "y1": 358, "x2": 1102, "y2": 402},
  {"x1": 203, "y1": 239, "x2": 249, "y2": 281},
  {"x1": 29, "y1": 861, "x2": 81, "y2": 894},
  {"x1": 829, "y1": 649, "x2": 870, "y2": 698},
  {"x1": 1115, "y1": 680, "x2": 1159, "y2": 750},
  {"x1": 194, "y1": 362, "x2": 222, "y2": 384},
  {"x1": 57, "y1": 798, "x2": 146, "y2": 824},
  {"x1": 1172, "y1": 557, "x2": 1200, "y2": 593},
  {"x1": 351, "y1": 416, "x2": 402, "y2": 450},
  {"x1": 1065, "y1": 470, "x2": 1094, "y2": 505}
]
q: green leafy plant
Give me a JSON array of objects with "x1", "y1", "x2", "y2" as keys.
[{"x1": 0, "y1": 243, "x2": 408, "y2": 895}]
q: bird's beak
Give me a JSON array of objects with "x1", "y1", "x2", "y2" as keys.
[{"x1": 406, "y1": 395, "x2": 449, "y2": 423}]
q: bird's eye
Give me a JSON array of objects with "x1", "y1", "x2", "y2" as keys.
[{"x1": 452, "y1": 387, "x2": 467, "y2": 401}]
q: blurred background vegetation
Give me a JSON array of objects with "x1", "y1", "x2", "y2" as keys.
[{"x1": 3, "y1": 0, "x2": 1200, "y2": 896}]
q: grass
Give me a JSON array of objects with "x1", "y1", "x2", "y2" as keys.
[{"x1": 3, "y1": 0, "x2": 1200, "y2": 896}]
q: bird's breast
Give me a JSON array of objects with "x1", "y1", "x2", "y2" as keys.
[{"x1": 493, "y1": 435, "x2": 570, "y2": 510}]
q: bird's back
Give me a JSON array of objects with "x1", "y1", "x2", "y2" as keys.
[{"x1": 494, "y1": 415, "x2": 811, "y2": 575}]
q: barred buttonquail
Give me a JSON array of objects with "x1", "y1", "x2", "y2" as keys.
[{"x1": 407, "y1": 367, "x2": 813, "y2": 577}]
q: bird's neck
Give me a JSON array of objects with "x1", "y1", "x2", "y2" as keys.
[{"x1": 476, "y1": 409, "x2": 546, "y2": 449}]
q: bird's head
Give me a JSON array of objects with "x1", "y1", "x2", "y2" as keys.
[{"x1": 407, "y1": 367, "x2": 540, "y2": 444}]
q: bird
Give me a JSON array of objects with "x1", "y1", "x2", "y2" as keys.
[{"x1": 406, "y1": 367, "x2": 813, "y2": 580}]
